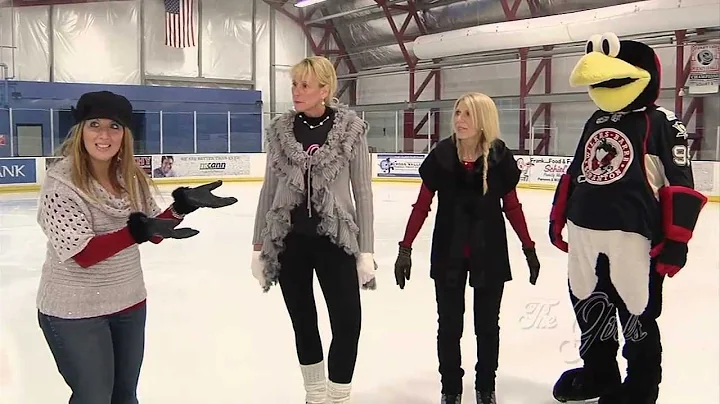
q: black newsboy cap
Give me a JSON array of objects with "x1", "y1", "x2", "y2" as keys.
[{"x1": 72, "y1": 91, "x2": 133, "y2": 128}]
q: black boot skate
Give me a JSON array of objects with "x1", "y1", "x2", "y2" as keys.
[
  {"x1": 553, "y1": 367, "x2": 622, "y2": 402},
  {"x1": 476, "y1": 390, "x2": 497, "y2": 404}
]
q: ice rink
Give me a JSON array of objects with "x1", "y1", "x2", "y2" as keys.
[{"x1": 1, "y1": 182, "x2": 718, "y2": 403}]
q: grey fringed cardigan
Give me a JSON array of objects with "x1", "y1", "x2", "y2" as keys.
[{"x1": 252, "y1": 103, "x2": 375, "y2": 291}]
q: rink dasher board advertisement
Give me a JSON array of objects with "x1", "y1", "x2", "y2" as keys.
[
  {"x1": 151, "y1": 154, "x2": 251, "y2": 178},
  {"x1": 44, "y1": 155, "x2": 152, "y2": 176},
  {"x1": 0, "y1": 158, "x2": 36, "y2": 185},
  {"x1": 0, "y1": 153, "x2": 717, "y2": 202},
  {"x1": 376, "y1": 153, "x2": 426, "y2": 178},
  {"x1": 514, "y1": 155, "x2": 574, "y2": 184}
]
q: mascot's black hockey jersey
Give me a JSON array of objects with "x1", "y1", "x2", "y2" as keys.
[{"x1": 549, "y1": 33, "x2": 708, "y2": 404}]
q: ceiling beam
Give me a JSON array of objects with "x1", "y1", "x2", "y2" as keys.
[
  {"x1": 336, "y1": 30, "x2": 720, "y2": 81},
  {"x1": 307, "y1": 0, "x2": 467, "y2": 25}
]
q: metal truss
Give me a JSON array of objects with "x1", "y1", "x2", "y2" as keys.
[
  {"x1": 263, "y1": 0, "x2": 358, "y2": 104},
  {"x1": 501, "y1": 0, "x2": 551, "y2": 155},
  {"x1": 375, "y1": 0, "x2": 441, "y2": 152},
  {"x1": 270, "y1": 1, "x2": 715, "y2": 159}
]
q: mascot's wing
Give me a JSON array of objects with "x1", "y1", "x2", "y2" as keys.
[{"x1": 646, "y1": 106, "x2": 707, "y2": 253}]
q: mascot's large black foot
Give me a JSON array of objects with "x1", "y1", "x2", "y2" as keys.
[
  {"x1": 598, "y1": 382, "x2": 659, "y2": 404},
  {"x1": 553, "y1": 367, "x2": 621, "y2": 402},
  {"x1": 598, "y1": 385, "x2": 659, "y2": 404}
]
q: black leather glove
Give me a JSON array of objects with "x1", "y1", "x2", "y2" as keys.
[
  {"x1": 523, "y1": 246, "x2": 540, "y2": 285},
  {"x1": 127, "y1": 212, "x2": 199, "y2": 243},
  {"x1": 172, "y1": 180, "x2": 238, "y2": 215},
  {"x1": 394, "y1": 245, "x2": 412, "y2": 289}
]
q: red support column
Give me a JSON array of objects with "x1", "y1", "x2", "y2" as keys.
[
  {"x1": 502, "y1": 0, "x2": 553, "y2": 155},
  {"x1": 674, "y1": 29, "x2": 705, "y2": 159},
  {"x1": 263, "y1": 0, "x2": 358, "y2": 105},
  {"x1": 376, "y1": 0, "x2": 441, "y2": 152}
]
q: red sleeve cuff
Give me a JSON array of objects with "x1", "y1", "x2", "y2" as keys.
[
  {"x1": 400, "y1": 183, "x2": 435, "y2": 248},
  {"x1": 502, "y1": 189, "x2": 535, "y2": 248},
  {"x1": 72, "y1": 227, "x2": 137, "y2": 268},
  {"x1": 156, "y1": 207, "x2": 176, "y2": 220}
]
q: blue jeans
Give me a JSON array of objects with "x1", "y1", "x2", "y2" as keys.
[{"x1": 38, "y1": 302, "x2": 147, "y2": 404}]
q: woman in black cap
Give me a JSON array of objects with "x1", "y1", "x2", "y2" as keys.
[{"x1": 35, "y1": 91, "x2": 237, "y2": 403}]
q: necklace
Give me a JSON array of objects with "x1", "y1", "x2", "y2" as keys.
[{"x1": 300, "y1": 114, "x2": 330, "y2": 129}]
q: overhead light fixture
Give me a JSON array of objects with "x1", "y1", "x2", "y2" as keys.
[{"x1": 294, "y1": 0, "x2": 328, "y2": 7}]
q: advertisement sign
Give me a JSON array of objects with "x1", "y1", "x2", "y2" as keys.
[
  {"x1": 152, "y1": 154, "x2": 251, "y2": 178},
  {"x1": 691, "y1": 160, "x2": 717, "y2": 194},
  {"x1": 376, "y1": 153, "x2": 426, "y2": 178},
  {"x1": 688, "y1": 44, "x2": 719, "y2": 94},
  {"x1": 134, "y1": 155, "x2": 152, "y2": 176},
  {"x1": 0, "y1": 158, "x2": 36, "y2": 185},
  {"x1": 515, "y1": 155, "x2": 534, "y2": 183},
  {"x1": 514, "y1": 155, "x2": 573, "y2": 183}
]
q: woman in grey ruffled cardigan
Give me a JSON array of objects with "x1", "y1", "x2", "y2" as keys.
[{"x1": 251, "y1": 56, "x2": 376, "y2": 403}]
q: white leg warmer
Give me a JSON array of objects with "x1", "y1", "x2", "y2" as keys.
[
  {"x1": 301, "y1": 361, "x2": 327, "y2": 404},
  {"x1": 327, "y1": 381, "x2": 352, "y2": 403}
]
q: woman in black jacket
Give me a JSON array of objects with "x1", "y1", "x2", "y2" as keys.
[{"x1": 394, "y1": 92, "x2": 541, "y2": 404}]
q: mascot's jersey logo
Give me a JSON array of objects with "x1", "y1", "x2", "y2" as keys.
[{"x1": 580, "y1": 128, "x2": 633, "y2": 185}]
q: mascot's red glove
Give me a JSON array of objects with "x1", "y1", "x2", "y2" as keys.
[
  {"x1": 549, "y1": 173, "x2": 571, "y2": 253},
  {"x1": 650, "y1": 186, "x2": 707, "y2": 277}
]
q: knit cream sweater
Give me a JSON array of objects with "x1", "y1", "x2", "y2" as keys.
[{"x1": 36, "y1": 157, "x2": 161, "y2": 319}]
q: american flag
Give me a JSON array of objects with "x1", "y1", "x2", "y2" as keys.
[{"x1": 165, "y1": 0, "x2": 196, "y2": 48}]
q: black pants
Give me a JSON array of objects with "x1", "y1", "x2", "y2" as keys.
[
  {"x1": 571, "y1": 254, "x2": 664, "y2": 388},
  {"x1": 38, "y1": 302, "x2": 147, "y2": 404},
  {"x1": 279, "y1": 232, "x2": 361, "y2": 384},
  {"x1": 435, "y1": 269, "x2": 504, "y2": 395}
]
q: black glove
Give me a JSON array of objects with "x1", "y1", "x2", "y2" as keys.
[
  {"x1": 172, "y1": 180, "x2": 238, "y2": 215},
  {"x1": 127, "y1": 212, "x2": 199, "y2": 243},
  {"x1": 523, "y1": 246, "x2": 540, "y2": 285},
  {"x1": 394, "y1": 245, "x2": 412, "y2": 289}
]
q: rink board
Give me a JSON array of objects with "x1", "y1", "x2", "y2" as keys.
[{"x1": 1, "y1": 153, "x2": 719, "y2": 202}]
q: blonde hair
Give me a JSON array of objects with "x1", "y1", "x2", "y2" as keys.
[
  {"x1": 451, "y1": 92, "x2": 501, "y2": 194},
  {"x1": 290, "y1": 56, "x2": 338, "y2": 106},
  {"x1": 58, "y1": 122, "x2": 156, "y2": 212}
]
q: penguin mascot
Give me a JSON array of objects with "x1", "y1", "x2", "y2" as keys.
[{"x1": 548, "y1": 33, "x2": 708, "y2": 403}]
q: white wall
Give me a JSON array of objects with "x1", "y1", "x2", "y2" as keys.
[
  {"x1": 0, "y1": 0, "x2": 255, "y2": 84},
  {"x1": 0, "y1": 0, "x2": 312, "y2": 146}
]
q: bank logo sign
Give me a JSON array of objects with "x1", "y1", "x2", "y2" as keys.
[{"x1": 0, "y1": 158, "x2": 37, "y2": 185}]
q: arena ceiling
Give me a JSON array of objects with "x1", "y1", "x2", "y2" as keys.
[{"x1": 290, "y1": 0, "x2": 642, "y2": 69}]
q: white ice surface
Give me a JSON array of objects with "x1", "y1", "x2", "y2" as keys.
[{"x1": 0, "y1": 183, "x2": 718, "y2": 403}]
